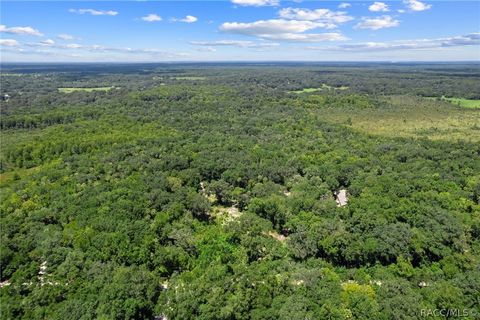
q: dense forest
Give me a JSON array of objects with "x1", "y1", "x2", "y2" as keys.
[{"x1": 1, "y1": 63, "x2": 479, "y2": 319}]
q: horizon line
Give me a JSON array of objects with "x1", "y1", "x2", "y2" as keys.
[{"x1": 2, "y1": 60, "x2": 480, "y2": 64}]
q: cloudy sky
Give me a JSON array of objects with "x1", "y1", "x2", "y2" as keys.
[{"x1": 1, "y1": 0, "x2": 479, "y2": 62}]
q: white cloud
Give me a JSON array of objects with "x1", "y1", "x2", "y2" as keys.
[
  {"x1": 190, "y1": 40, "x2": 279, "y2": 48},
  {"x1": 65, "y1": 43, "x2": 83, "y2": 49},
  {"x1": 440, "y1": 32, "x2": 480, "y2": 47},
  {"x1": 181, "y1": 15, "x2": 198, "y2": 23},
  {"x1": 369, "y1": 2, "x2": 389, "y2": 12},
  {"x1": 0, "y1": 24, "x2": 43, "y2": 36},
  {"x1": 18, "y1": 41, "x2": 189, "y2": 59},
  {"x1": 196, "y1": 47, "x2": 217, "y2": 52},
  {"x1": 2, "y1": 42, "x2": 189, "y2": 61},
  {"x1": 404, "y1": 0, "x2": 432, "y2": 11},
  {"x1": 0, "y1": 39, "x2": 20, "y2": 47},
  {"x1": 231, "y1": 0, "x2": 279, "y2": 7},
  {"x1": 338, "y1": 3, "x2": 351, "y2": 9},
  {"x1": 398, "y1": 9, "x2": 406, "y2": 13},
  {"x1": 39, "y1": 39, "x2": 55, "y2": 46},
  {"x1": 172, "y1": 15, "x2": 198, "y2": 23},
  {"x1": 330, "y1": 42, "x2": 418, "y2": 51},
  {"x1": 141, "y1": 14, "x2": 162, "y2": 22},
  {"x1": 220, "y1": 19, "x2": 348, "y2": 42},
  {"x1": 278, "y1": 8, "x2": 353, "y2": 24},
  {"x1": 261, "y1": 32, "x2": 348, "y2": 42},
  {"x1": 24, "y1": 41, "x2": 84, "y2": 50},
  {"x1": 221, "y1": 19, "x2": 333, "y2": 35},
  {"x1": 355, "y1": 16, "x2": 399, "y2": 30},
  {"x1": 34, "y1": 43, "x2": 191, "y2": 55},
  {"x1": 57, "y1": 33, "x2": 75, "y2": 40},
  {"x1": 69, "y1": 9, "x2": 118, "y2": 16},
  {"x1": 325, "y1": 33, "x2": 480, "y2": 52}
]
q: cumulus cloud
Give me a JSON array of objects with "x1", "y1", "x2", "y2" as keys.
[
  {"x1": 440, "y1": 32, "x2": 480, "y2": 47},
  {"x1": 324, "y1": 32, "x2": 480, "y2": 52},
  {"x1": 369, "y1": 2, "x2": 389, "y2": 12},
  {"x1": 220, "y1": 19, "x2": 348, "y2": 42},
  {"x1": 65, "y1": 43, "x2": 83, "y2": 49},
  {"x1": 278, "y1": 8, "x2": 353, "y2": 24},
  {"x1": 69, "y1": 9, "x2": 118, "y2": 16},
  {"x1": 338, "y1": 3, "x2": 351, "y2": 9},
  {"x1": 355, "y1": 16, "x2": 399, "y2": 30},
  {"x1": 404, "y1": 0, "x2": 431, "y2": 11},
  {"x1": 221, "y1": 19, "x2": 332, "y2": 35},
  {"x1": 141, "y1": 14, "x2": 162, "y2": 22},
  {"x1": 262, "y1": 32, "x2": 348, "y2": 42},
  {"x1": 182, "y1": 15, "x2": 198, "y2": 23},
  {"x1": 231, "y1": 0, "x2": 279, "y2": 7},
  {"x1": 0, "y1": 24, "x2": 43, "y2": 36},
  {"x1": 172, "y1": 15, "x2": 198, "y2": 23},
  {"x1": 190, "y1": 40, "x2": 279, "y2": 48},
  {"x1": 0, "y1": 39, "x2": 20, "y2": 46},
  {"x1": 39, "y1": 39, "x2": 55, "y2": 46},
  {"x1": 57, "y1": 34, "x2": 75, "y2": 40}
]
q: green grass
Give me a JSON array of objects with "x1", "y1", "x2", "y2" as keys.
[
  {"x1": 1, "y1": 73, "x2": 23, "y2": 77},
  {"x1": 442, "y1": 97, "x2": 480, "y2": 108},
  {"x1": 172, "y1": 76, "x2": 206, "y2": 81},
  {"x1": 320, "y1": 83, "x2": 349, "y2": 90},
  {"x1": 316, "y1": 95, "x2": 480, "y2": 142},
  {"x1": 0, "y1": 165, "x2": 41, "y2": 185},
  {"x1": 426, "y1": 96, "x2": 480, "y2": 108},
  {"x1": 58, "y1": 86, "x2": 117, "y2": 93},
  {"x1": 290, "y1": 88, "x2": 322, "y2": 94},
  {"x1": 290, "y1": 84, "x2": 349, "y2": 94}
]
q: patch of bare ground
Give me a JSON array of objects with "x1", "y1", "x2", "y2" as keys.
[
  {"x1": 213, "y1": 205, "x2": 243, "y2": 223},
  {"x1": 266, "y1": 231, "x2": 287, "y2": 242},
  {"x1": 335, "y1": 189, "x2": 348, "y2": 207}
]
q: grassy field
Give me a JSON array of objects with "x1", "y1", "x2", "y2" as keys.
[
  {"x1": 440, "y1": 97, "x2": 480, "y2": 108},
  {"x1": 321, "y1": 83, "x2": 349, "y2": 90},
  {"x1": 426, "y1": 96, "x2": 480, "y2": 108},
  {"x1": 291, "y1": 88, "x2": 322, "y2": 94},
  {"x1": 172, "y1": 76, "x2": 206, "y2": 80},
  {"x1": 0, "y1": 166, "x2": 40, "y2": 184},
  {"x1": 290, "y1": 84, "x2": 349, "y2": 94},
  {"x1": 317, "y1": 95, "x2": 480, "y2": 142},
  {"x1": 58, "y1": 86, "x2": 117, "y2": 93}
]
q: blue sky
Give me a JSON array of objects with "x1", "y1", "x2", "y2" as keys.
[{"x1": 1, "y1": 0, "x2": 479, "y2": 61}]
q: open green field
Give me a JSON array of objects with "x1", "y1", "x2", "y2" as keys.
[
  {"x1": 426, "y1": 96, "x2": 480, "y2": 108},
  {"x1": 441, "y1": 97, "x2": 480, "y2": 108},
  {"x1": 58, "y1": 86, "x2": 117, "y2": 93},
  {"x1": 290, "y1": 83, "x2": 349, "y2": 94},
  {"x1": 172, "y1": 76, "x2": 206, "y2": 80},
  {"x1": 290, "y1": 87, "x2": 322, "y2": 93},
  {"x1": 316, "y1": 95, "x2": 480, "y2": 142},
  {"x1": 321, "y1": 83, "x2": 349, "y2": 90}
]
